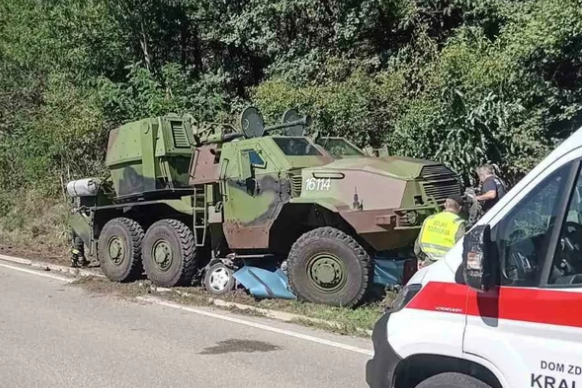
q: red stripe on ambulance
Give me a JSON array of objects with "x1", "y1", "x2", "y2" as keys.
[{"x1": 406, "y1": 281, "x2": 582, "y2": 328}]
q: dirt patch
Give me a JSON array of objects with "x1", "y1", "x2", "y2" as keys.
[
  {"x1": 0, "y1": 242, "x2": 69, "y2": 265},
  {"x1": 70, "y1": 276, "x2": 154, "y2": 299},
  {"x1": 163, "y1": 288, "x2": 215, "y2": 306}
]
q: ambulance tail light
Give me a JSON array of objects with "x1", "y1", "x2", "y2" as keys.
[{"x1": 389, "y1": 283, "x2": 422, "y2": 313}]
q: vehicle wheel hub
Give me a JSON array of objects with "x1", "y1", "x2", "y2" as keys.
[
  {"x1": 153, "y1": 240, "x2": 173, "y2": 272},
  {"x1": 209, "y1": 267, "x2": 231, "y2": 292},
  {"x1": 308, "y1": 253, "x2": 346, "y2": 292},
  {"x1": 108, "y1": 237, "x2": 124, "y2": 266}
]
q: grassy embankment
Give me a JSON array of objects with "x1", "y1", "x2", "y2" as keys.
[{"x1": 0, "y1": 193, "x2": 70, "y2": 262}]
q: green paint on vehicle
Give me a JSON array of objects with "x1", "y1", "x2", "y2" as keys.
[{"x1": 65, "y1": 106, "x2": 465, "y2": 306}]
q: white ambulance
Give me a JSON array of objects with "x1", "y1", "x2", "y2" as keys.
[{"x1": 366, "y1": 127, "x2": 582, "y2": 388}]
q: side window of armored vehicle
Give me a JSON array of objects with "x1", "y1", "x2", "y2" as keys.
[
  {"x1": 548, "y1": 164, "x2": 582, "y2": 286},
  {"x1": 248, "y1": 150, "x2": 265, "y2": 168},
  {"x1": 495, "y1": 163, "x2": 572, "y2": 287},
  {"x1": 273, "y1": 138, "x2": 322, "y2": 156},
  {"x1": 240, "y1": 149, "x2": 266, "y2": 170}
]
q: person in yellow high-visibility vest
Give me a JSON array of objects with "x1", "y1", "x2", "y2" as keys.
[{"x1": 414, "y1": 195, "x2": 466, "y2": 270}]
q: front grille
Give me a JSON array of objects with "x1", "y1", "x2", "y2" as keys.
[
  {"x1": 291, "y1": 175, "x2": 303, "y2": 197},
  {"x1": 422, "y1": 179, "x2": 463, "y2": 203},
  {"x1": 420, "y1": 164, "x2": 462, "y2": 203},
  {"x1": 420, "y1": 164, "x2": 455, "y2": 180}
]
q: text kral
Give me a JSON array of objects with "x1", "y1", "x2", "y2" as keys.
[{"x1": 531, "y1": 374, "x2": 577, "y2": 388}]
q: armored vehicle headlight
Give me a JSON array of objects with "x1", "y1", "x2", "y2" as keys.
[{"x1": 406, "y1": 211, "x2": 418, "y2": 225}]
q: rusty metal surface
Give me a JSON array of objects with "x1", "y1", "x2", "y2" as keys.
[{"x1": 189, "y1": 144, "x2": 220, "y2": 185}]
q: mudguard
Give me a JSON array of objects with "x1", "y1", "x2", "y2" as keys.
[{"x1": 233, "y1": 266, "x2": 297, "y2": 300}]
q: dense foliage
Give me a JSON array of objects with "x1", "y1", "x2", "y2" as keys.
[{"x1": 1, "y1": 0, "x2": 582, "y2": 215}]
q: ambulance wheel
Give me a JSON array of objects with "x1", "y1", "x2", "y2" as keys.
[
  {"x1": 142, "y1": 219, "x2": 199, "y2": 287},
  {"x1": 287, "y1": 227, "x2": 372, "y2": 308},
  {"x1": 204, "y1": 261, "x2": 236, "y2": 296},
  {"x1": 416, "y1": 372, "x2": 492, "y2": 388},
  {"x1": 97, "y1": 217, "x2": 144, "y2": 283}
]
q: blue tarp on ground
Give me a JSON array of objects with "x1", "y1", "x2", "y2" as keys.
[
  {"x1": 233, "y1": 257, "x2": 409, "y2": 300},
  {"x1": 233, "y1": 266, "x2": 297, "y2": 300}
]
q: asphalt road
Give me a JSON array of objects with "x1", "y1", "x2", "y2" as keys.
[{"x1": 0, "y1": 262, "x2": 373, "y2": 388}]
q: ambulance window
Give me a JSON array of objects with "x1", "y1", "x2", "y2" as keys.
[
  {"x1": 548, "y1": 164, "x2": 582, "y2": 286},
  {"x1": 496, "y1": 164, "x2": 571, "y2": 287}
]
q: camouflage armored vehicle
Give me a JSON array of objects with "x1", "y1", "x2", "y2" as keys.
[{"x1": 66, "y1": 107, "x2": 463, "y2": 307}]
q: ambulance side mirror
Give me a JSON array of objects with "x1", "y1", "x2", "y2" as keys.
[{"x1": 462, "y1": 224, "x2": 496, "y2": 292}]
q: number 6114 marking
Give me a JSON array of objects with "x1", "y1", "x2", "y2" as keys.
[{"x1": 305, "y1": 177, "x2": 331, "y2": 191}]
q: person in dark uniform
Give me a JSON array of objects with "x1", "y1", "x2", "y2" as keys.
[
  {"x1": 68, "y1": 194, "x2": 90, "y2": 268},
  {"x1": 70, "y1": 230, "x2": 89, "y2": 268},
  {"x1": 475, "y1": 164, "x2": 507, "y2": 213}
]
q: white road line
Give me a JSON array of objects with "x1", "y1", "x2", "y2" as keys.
[
  {"x1": 0, "y1": 261, "x2": 374, "y2": 357},
  {"x1": 0, "y1": 262, "x2": 75, "y2": 283},
  {"x1": 0, "y1": 254, "x2": 32, "y2": 265},
  {"x1": 137, "y1": 296, "x2": 374, "y2": 356}
]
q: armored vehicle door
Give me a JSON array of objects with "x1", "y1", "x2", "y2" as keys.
[{"x1": 222, "y1": 145, "x2": 283, "y2": 250}]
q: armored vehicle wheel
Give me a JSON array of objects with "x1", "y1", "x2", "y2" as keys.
[
  {"x1": 287, "y1": 227, "x2": 372, "y2": 308},
  {"x1": 142, "y1": 219, "x2": 199, "y2": 287},
  {"x1": 97, "y1": 217, "x2": 145, "y2": 282},
  {"x1": 203, "y1": 261, "x2": 236, "y2": 296}
]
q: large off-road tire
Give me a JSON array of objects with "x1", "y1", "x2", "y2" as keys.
[
  {"x1": 287, "y1": 226, "x2": 372, "y2": 307},
  {"x1": 416, "y1": 373, "x2": 492, "y2": 388},
  {"x1": 97, "y1": 217, "x2": 144, "y2": 282},
  {"x1": 141, "y1": 219, "x2": 199, "y2": 287}
]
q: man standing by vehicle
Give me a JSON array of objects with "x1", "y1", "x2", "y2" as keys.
[
  {"x1": 475, "y1": 164, "x2": 507, "y2": 213},
  {"x1": 70, "y1": 230, "x2": 89, "y2": 268},
  {"x1": 414, "y1": 195, "x2": 466, "y2": 269},
  {"x1": 68, "y1": 191, "x2": 90, "y2": 268}
]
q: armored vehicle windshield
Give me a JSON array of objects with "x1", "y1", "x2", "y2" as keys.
[
  {"x1": 314, "y1": 137, "x2": 366, "y2": 158},
  {"x1": 272, "y1": 137, "x2": 323, "y2": 156}
]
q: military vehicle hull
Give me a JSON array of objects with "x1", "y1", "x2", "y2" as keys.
[
  {"x1": 292, "y1": 156, "x2": 463, "y2": 251},
  {"x1": 66, "y1": 108, "x2": 464, "y2": 308}
]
